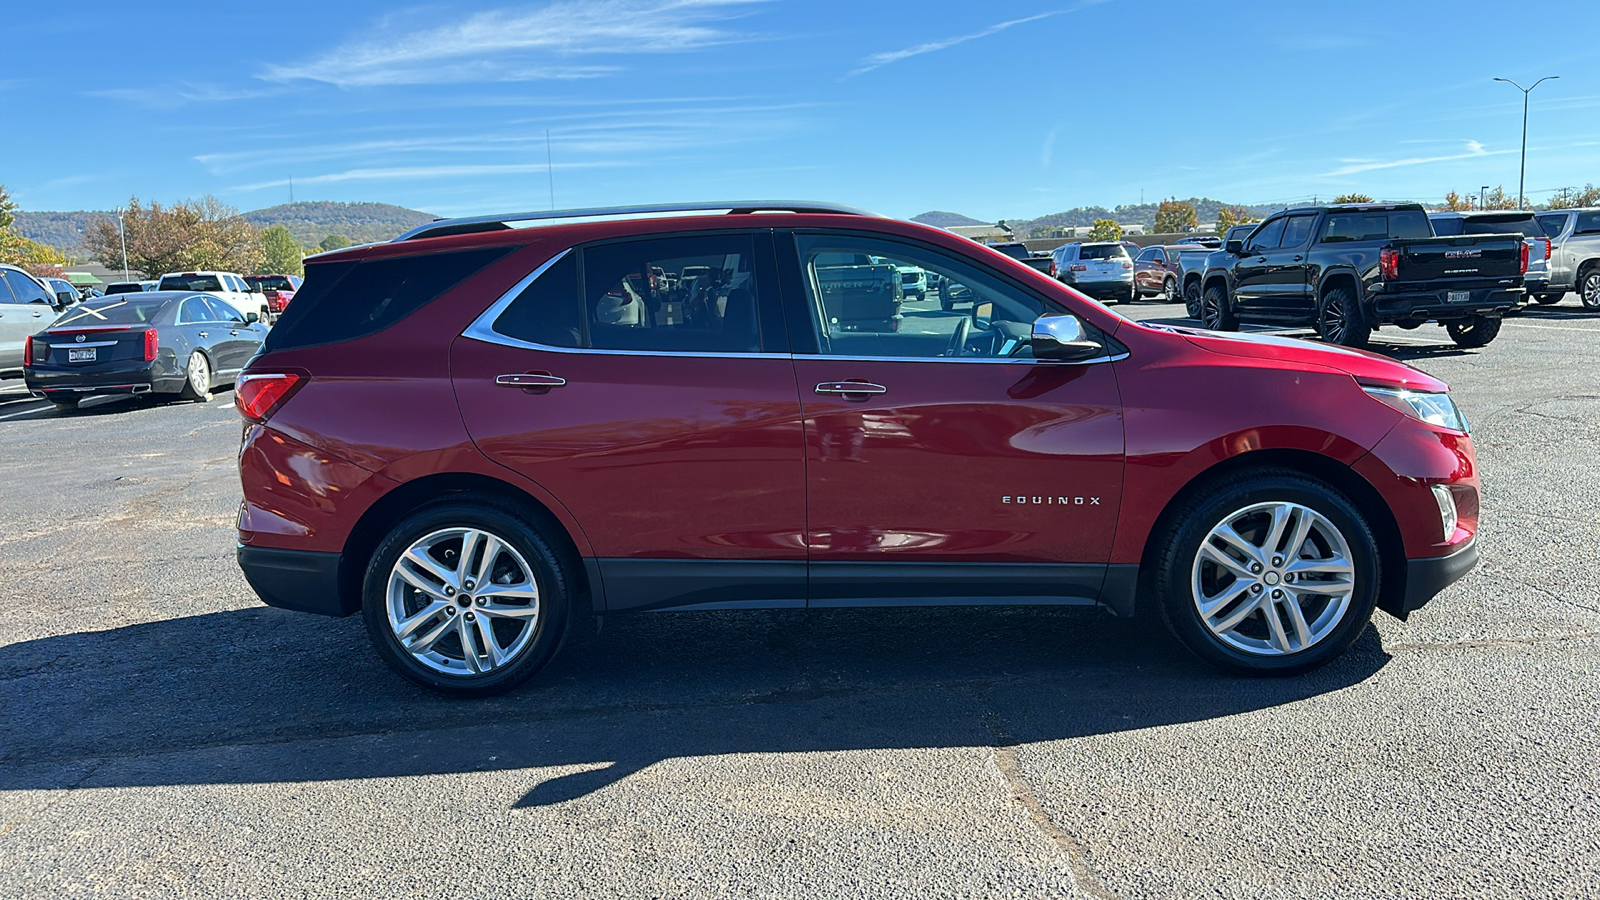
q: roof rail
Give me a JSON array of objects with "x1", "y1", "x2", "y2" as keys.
[{"x1": 393, "y1": 201, "x2": 878, "y2": 242}]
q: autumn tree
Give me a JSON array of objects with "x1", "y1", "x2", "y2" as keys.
[
  {"x1": 1441, "y1": 191, "x2": 1474, "y2": 211},
  {"x1": 257, "y1": 225, "x2": 305, "y2": 276},
  {"x1": 85, "y1": 196, "x2": 262, "y2": 279},
  {"x1": 1216, "y1": 206, "x2": 1258, "y2": 234},
  {"x1": 0, "y1": 184, "x2": 68, "y2": 273},
  {"x1": 1479, "y1": 186, "x2": 1518, "y2": 210},
  {"x1": 318, "y1": 233, "x2": 352, "y2": 251},
  {"x1": 1086, "y1": 218, "x2": 1123, "y2": 242},
  {"x1": 1547, "y1": 185, "x2": 1600, "y2": 209},
  {"x1": 1332, "y1": 193, "x2": 1374, "y2": 204},
  {"x1": 1153, "y1": 199, "x2": 1197, "y2": 234}
]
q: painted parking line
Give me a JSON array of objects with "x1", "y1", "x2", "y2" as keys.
[
  {"x1": 0, "y1": 400, "x2": 53, "y2": 422},
  {"x1": 1502, "y1": 321, "x2": 1600, "y2": 333}
]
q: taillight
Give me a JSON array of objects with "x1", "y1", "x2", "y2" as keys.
[
  {"x1": 1379, "y1": 247, "x2": 1400, "y2": 281},
  {"x1": 24, "y1": 336, "x2": 37, "y2": 366},
  {"x1": 143, "y1": 328, "x2": 158, "y2": 362},
  {"x1": 1544, "y1": 239, "x2": 1552, "y2": 260},
  {"x1": 1049, "y1": 261, "x2": 1057, "y2": 277},
  {"x1": 1070, "y1": 264, "x2": 1087, "y2": 272},
  {"x1": 235, "y1": 372, "x2": 305, "y2": 423},
  {"x1": 1519, "y1": 241, "x2": 1529, "y2": 275}
]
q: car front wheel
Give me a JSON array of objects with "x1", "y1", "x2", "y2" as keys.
[
  {"x1": 1184, "y1": 281, "x2": 1202, "y2": 318},
  {"x1": 1152, "y1": 469, "x2": 1380, "y2": 675},
  {"x1": 1200, "y1": 284, "x2": 1238, "y2": 331},
  {"x1": 1162, "y1": 276, "x2": 1177, "y2": 303},
  {"x1": 362, "y1": 500, "x2": 571, "y2": 697}
]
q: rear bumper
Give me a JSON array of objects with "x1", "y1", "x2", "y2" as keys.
[
  {"x1": 1388, "y1": 539, "x2": 1478, "y2": 620},
  {"x1": 1370, "y1": 287, "x2": 1523, "y2": 321},
  {"x1": 237, "y1": 544, "x2": 351, "y2": 617},
  {"x1": 1063, "y1": 278, "x2": 1134, "y2": 300},
  {"x1": 25, "y1": 360, "x2": 172, "y2": 397}
]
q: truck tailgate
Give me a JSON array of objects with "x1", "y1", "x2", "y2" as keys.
[{"x1": 1397, "y1": 235, "x2": 1523, "y2": 282}]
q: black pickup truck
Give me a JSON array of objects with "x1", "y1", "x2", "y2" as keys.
[
  {"x1": 1197, "y1": 202, "x2": 1527, "y2": 348},
  {"x1": 987, "y1": 242, "x2": 1055, "y2": 275}
]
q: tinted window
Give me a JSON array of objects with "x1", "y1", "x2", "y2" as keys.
[
  {"x1": 265, "y1": 247, "x2": 513, "y2": 351},
  {"x1": 176, "y1": 298, "x2": 211, "y2": 324},
  {"x1": 1430, "y1": 216, "x2": 1464, "y2": 236},
  {"x1": 1319, "y1": 210, "x2": 1432, "y2": 242},
  {"x1": 160, "y1": 274, "x2": 224, "y2": 292},
  {"x1": 1460, "y1": 215, "x2": 1541, "y2": 236},
  {"x1": 1079, "y1": 244, "x2": 1127, "y2": 260},
  {"x1": 1577, "y1": 211, "x2": 1600, "y2": 235},
  {"x1": 1280, "y1": 215, "x2": 1317, "y2": 248},
  {"x1": 103, "y1": 283, "x2": 143, "y2": 295},
  {"x1": 1537, "y1": 214, "x2": 1568, "y2": 237},
  {"x1": 582, "y1": 234, "x2": 764, "y2": 354},
  {"x1": 991, "y1": 244, "x2": 1029, "y2": 260},
  {"x1": 0, "y1": 274, "x2": 16, "y2": 304},
  {"x1": 492, "y1": 252, "x2": 582, "y2": 348},
  {"x1": 1246, "y1": 218, "x2": 1287, "y2": 251},
  {"x1": 3, "y1": 271, "x2": 51, "y2": 304},
  {"x1": 247, "y1": 275, "x2": 295, "y2": 291},
  {"x1": 54, "y1": 298, "x2": 169, "y2": 326},
  {"x1": 203, "y1": 296, "x2": 243, "y2": 322},
  {"x1": 796, "y1": 233, "x2": 1054, "y2": 360},
  {"x1": 1135, "y1": 248, "x2": 1157, "y2": 263}
]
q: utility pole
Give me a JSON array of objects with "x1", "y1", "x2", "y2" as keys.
[
  {"x1": 114, "y1": 206, "x2": 129, "y2": 281},
  {"x1": 1493, "y1": 75, "x2": 1558, "y2": 209}
]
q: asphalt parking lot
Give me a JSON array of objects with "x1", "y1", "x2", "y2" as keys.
[{"x1": 3, "y1": 298, "x2": 1598, "y2": 899}]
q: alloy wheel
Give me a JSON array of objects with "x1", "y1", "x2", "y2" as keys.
[
  {"x1": 188, "y1": 354, "x2": 209, "y2": 394},
  {"x1": 1322, "y1": 294, "x2": 1347, "y2": 342},
  {"x1": 1190, "y1": 501, "x2": 1355, "y2": 656},
  {"x1": 1583, "y1": 271, "x2": 1600, "y2": 310},
  {"x1": 386, "y1": 527, "x2": 542, "y2": 676}
]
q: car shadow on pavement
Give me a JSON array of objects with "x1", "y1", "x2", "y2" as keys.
[{"x1": 0, "y1": 604, "x2": 1388, "y2": 806}]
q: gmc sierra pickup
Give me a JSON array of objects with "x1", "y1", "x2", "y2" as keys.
[{"x1": 1197, "y1": 202, "x2": 1527, "y2": 348}]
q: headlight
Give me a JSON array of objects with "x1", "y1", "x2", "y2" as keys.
[{"x1": 1363, "y1": 386, "x2": 1470, "y2": 433}]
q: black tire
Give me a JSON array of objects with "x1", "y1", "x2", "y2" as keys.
[
  {"x1": 1534, "y1": 293, "x2": 1563, "y2": 305},
  {"x1": 177, "y1": 351, "x2": 211, "y2": 401},
  {"x1": 1200, "y1": 283, "x2": 1238, "y2": 330},
  {"x1": 939, "y1": 283, "x2": 954, "y2": 311},
  {"x1": 1150, "y1": 468, "x2": 1380, "y2": 676},
  {"x1": 362, "y1": 499, "x2": 572, "y2": 697},
  {"x1": 1316, "y1": 287, "x2": 1370, "y2": 348},
  {"x1": 1446, "y1": 315, "x2": 1501, "y2": 348},
  {"x1": 1162, "y1": 276, "x2": 1177, "y2": 303},
  {"x1": 1580, "y1": 266, "x2": 1600, "y2": 311},
  {"x1": 1184, "y1": 280, "x2": 1202, "y2": 318}
]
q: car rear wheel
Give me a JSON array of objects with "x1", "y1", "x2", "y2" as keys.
[
  {"x1": 1200, "y1": 284, "x2": 1238, "y2": 331},
  {"x1": 1316, "y1": 287, "x2": 1370, "y2": 348},
  {"x1": 1446, "y1": 315, "x2": 1501, "y2": 348},
  {"x1": 178, "y1": 352, "x2": 211, "y2": 401},
  {"x1": 1581, "y1": 267, "x2": 1600, "y2": 310},
  {"x1": 362, "y1": 500, "x2": 570, "y2": 697},
  {"x1": 1151, "y1": 469, "x2": 1379, "y2": 675},
  {"x1": 1534, "y1": 293, "x2": 1563, "y2": 305},
  {"x1": 1184, "y1": 281, "x2": 1202, "y2": 318},
  {"x1": 1162, "y1": 276, "x2": 1177, "y2": 303}
]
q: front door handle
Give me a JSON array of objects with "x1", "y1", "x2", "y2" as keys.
[
  {"x1": 815, "y1": 381, "x2": 887, "y2": 396},
  {"x1": 496, "y1": 373, "x2": 567, "y2": 388},
  {"x1": 229, "y1": 330, "x2": 240, "y2": 336},
  {"x1": 1292, "y1": 255, "x2": 1303, "y2": 262},
  {"x1": 198, "y1": 331, "x2": 208, "y2": 338}
]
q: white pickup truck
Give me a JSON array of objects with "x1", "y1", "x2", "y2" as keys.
[{"x1": 156, "y1": 271, "x2": 269, "y2": 321}]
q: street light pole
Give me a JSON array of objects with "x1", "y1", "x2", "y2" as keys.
[
  {"x1": 1493, "y1": 75, "x2": 1558, "y2": 209},
  {"x1": 114, "y1": 206, "x2": 129, "y2": 281}
]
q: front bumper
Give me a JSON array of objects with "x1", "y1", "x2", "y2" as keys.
[
  {"x1": 1389, "y1": 539, "x2": 1478, "y2": 620},
  {"x1": 237, "y1": 544, "x2": 351, "y2": 617}
]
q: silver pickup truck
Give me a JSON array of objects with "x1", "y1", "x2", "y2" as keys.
[{"x1": 1534, "y1": 208, "x2": 1600, "y2": 308}]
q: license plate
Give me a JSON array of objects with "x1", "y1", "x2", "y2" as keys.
[
  {"x1": 1447, "y1": 291, "x2": 1471, "y2": 303},
  {"x1": 68, "y1": 348, "x2": 97, "y2": 362}
]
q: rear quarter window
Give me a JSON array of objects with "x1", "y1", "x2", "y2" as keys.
[{"x1": 264, "y1": 247, "x2": 514, "y2": 351}]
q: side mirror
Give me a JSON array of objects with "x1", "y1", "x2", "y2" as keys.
[
  {"x1": 1224, "y1": 239, "x2": 1244, "y2": 255},
  {"x1": 55, "y1": 291, "x2": 77, "y2": 307},
  {"x1": 973, "y1": 300, "x2": 994, "y2": 330},
  {"x1": 1031, "y1": 313, "x2": 1104, "y2": 362},
  {"x1": 245, "y1": 312, "x2": 261, "y2": 324}
]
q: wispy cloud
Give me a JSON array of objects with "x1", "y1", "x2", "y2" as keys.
[
  {"x1": 1040, "y1": 126, "x2": 1060, "y2": 168},
  {"x1": 265, "y1": 0, "x2": 767, "y2": 88},
  {"x1": 236, "y1": 161, "x2": 627, "y2": 191},
  {"x1": 87, "y1": 83, "x2": 290, "y2": 109},
  {"x1": 844, "y1": 5, "x2": 1094, "y2": 78},
  {"x1": 1320, "y1": 139, "x2": 1511, "y2": 177}
]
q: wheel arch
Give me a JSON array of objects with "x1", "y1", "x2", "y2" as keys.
[
  {"x1": 1134, "y1": 447, "x2": 1406, "y2": 620},
  {"x1": 1316, "y1": 267, "x2": 1362, "y2": 303},
  {"x1": 337, "y1": 472, "x2": 594, "y2": 619}
]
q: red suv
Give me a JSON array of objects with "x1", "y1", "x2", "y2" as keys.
[{"x1": 235, "y1": 202, "x2": 1480, "y2": 696}]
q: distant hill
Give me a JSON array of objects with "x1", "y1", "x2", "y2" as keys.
[
  {"x1": 241, "y1": 201, "x2": 436, "y2": 246},
  {"x1": 14, "y1": 201, "x2": 436, "y2": 254},
  {"x1": 911, "y1": 211, "x2": 987, "y2": 227}
]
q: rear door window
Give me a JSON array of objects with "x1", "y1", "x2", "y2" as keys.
[
  {"x1": 1577, "y1": 211, "x2": 1600, "y2": 235},
  {"x1": 1280, "y1": 215, "x2": 1318, "y2": 248},
  {"x1": 581, "y1": 234, "x2": 768, "y2": 354},
  {"x1": 1537, "y1": 214, "x2": 1568, "y2": 237},
  {"x1": 176, "y1": 298, "x2": 211, "y2": 324},
  {"x1": 1320, "y1": 211, "x2": 1433, "y2": 242},
  {"x1": 265, "y1": 247, "x2": 514, "y2": 351}
]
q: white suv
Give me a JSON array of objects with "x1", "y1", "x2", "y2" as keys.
[{"x1": 156, "y1": 271, "x2": 268, "y2": 321}]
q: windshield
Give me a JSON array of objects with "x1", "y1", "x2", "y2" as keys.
[
  {"x1": 52, "y1": 298, "x2": 168, "y2": 326},
  {"x1": 1079, "y1": 244, "x2": 1128, "y2": 260},
  {"x1": 159, "y1": 274, "x2": 224, "y2": 292}
]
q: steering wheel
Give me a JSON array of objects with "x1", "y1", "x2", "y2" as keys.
[{"x1": 944, "y1": 315, "x2": 970, "y2": 357}]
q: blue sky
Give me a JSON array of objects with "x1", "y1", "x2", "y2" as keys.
[{"x1": 8, "y1": 0, "x2": 1600, "y2": 219}]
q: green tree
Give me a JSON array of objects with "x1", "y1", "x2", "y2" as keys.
[
  {"x1": 257, "y1": 225, "x2": 304, "y2": 275},
  {"x1": 1216, "y1": 206, "x2": 1258, "y2": 234},
  {"x1": 0, "y1": 184, "x2": 69, "y2": 272},
  {"x1": 1480, "y1": 186, "x2": 1518, "y2": 210},
  {"x1": 1153, "y1": 199, "x2": 1197, "y2": 234},
  {"x1": 1332, "y1": 193, "x2": 1374, "y2": 204},
  {"x1": 318, "y1": 233, "x2": 353, "y2": 251},
  {"x1": 84, "y1": 196, "x2": 262, "y2": 278},
  {"x1": 1086, "y1": 219, "x2": 1123, "y2": 242}
]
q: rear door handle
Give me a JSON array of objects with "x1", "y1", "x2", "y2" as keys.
[
  {"x1": 496, "y1": 373, "x2": 567, "y2": 388},
  {"x1": 198, "y1": 331, "x2": 208, "y2": 338},
  {"x1": 815, "y1": 381, "x2": 887, "y2": 396},
  {"x1": 229, "y1": 331, "x2": 239, "y2": 336}
]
